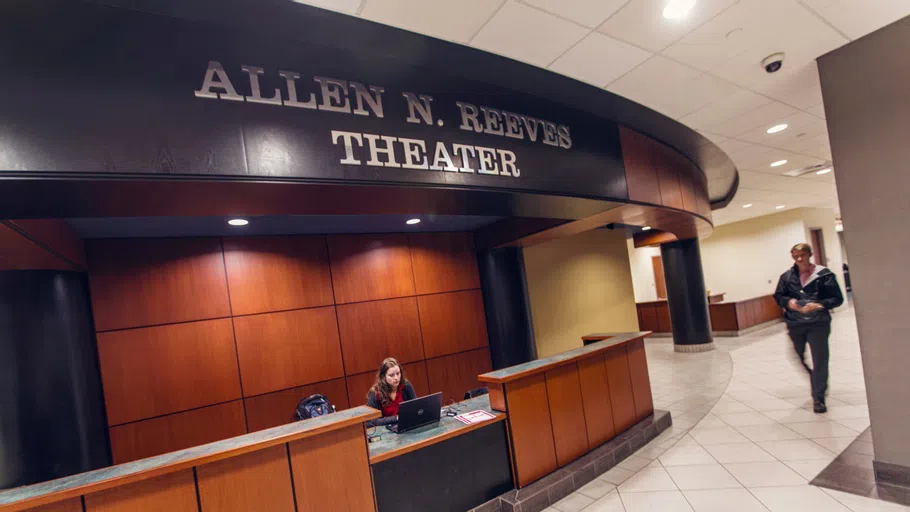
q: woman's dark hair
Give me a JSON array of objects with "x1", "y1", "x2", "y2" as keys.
[{"x1": 368, "y1": 357, "x2": 409, "y2": 406}]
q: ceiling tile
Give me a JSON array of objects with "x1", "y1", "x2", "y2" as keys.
[
  {"x1": 697, "y1": 130, "x2": 729, "y2": 146},
  {"x1": 710, "y1": 100, "x2": 799, "y2": 137},
  {"x1": 471, "y1": 1, "x2": 589, "y2": 67},
  {"x1": 753, "y1": 61, "x2": 824, "y2": 110},
  {"x1": 607, "y1": 55, "x2": 739, "y2": 119},
  {"x1": 293, "y1": 0, "x2": 362, "y2": 15},
  {"x1": 678, "y1": 88, "x2": 772, "y2": 132},
  {"x1": 806, "y1": 103, "x2": 827, "y2": 119},
  {"x1": 521, "y1": 0, "x2": 630, "y2": 29},
  {"x1": 549, "y1": 32, "x2": 652, "y2": 87},
  {"x1": 802, "y1": 0, "x2": 910, "y2": 40},
  {"x1": 597, "y1": 0, "x2": 739, "y2": 53},
  {"x1": 735, "y1": 111, "x2": 826, "y2": 145},
  {"x1": 361, "y1": 0, "x2": 506, "y2": 43}
]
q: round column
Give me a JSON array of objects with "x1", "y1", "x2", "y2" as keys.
[
  {"x1": 660, "y1": 238, "x2": 715, "y2": 352},
  {"x1": 477, "y1": 247, "x2": 538, "y2": 369},
  {"x1": 0, "y1": 270, "x2": 111, "y2": 489}
]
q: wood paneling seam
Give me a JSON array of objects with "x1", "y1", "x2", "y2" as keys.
[
  {"x1": 324, "y1": 235, "x2": 353, "y2": 410},
  {"x1": 95, "y1": 315, "x2": 234, "y2": 335},
  {"x1": 108, "y1": 398, "x2": 243, "y2": 428},
  {"x1": 2, "y1": 220, "x2": 83, "y2": 270},
  {"x1": 220, "y1": 238, "x2": 250, "y2": 433},
  {"x1": 192, "y1": 467, "x2": 203, "y2": 512}
]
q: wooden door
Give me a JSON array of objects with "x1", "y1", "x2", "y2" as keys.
[
  {"x1": 652, "y1": 255, "x2": 667, "y2": 299},
  {"x1": 810, "y1": 229, "x2": 827, "y2": 266}
]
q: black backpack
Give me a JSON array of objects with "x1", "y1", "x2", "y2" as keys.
[{"x1": 294, "y1": 394, "x2": 335, "y2": 421}]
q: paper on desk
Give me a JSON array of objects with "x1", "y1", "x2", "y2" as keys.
[{"x1": 454, "y1": 410, "x2": 495, "y2": 425}]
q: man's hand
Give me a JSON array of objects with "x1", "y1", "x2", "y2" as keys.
[
  {"x1": 788, "y1": 299, "x2": 801, "y2": 311},
  {"x1": 802, "y1": 302, "x2": 825, "y2": 313}
]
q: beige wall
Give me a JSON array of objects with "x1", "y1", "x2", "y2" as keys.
[
  {"x1": 626, "y1": 208, "x2": 845, "y2": 303},
  {"x1": 523, "y1": 229, "x2": 639, "y2": 358},
  {"x1": 820, "y1": 15, "x2": 910, "y2": 467}
]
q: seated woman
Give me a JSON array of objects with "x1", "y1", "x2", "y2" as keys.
[{"x1": 366, "y1": 357, "x2": 416, "y2": 427}]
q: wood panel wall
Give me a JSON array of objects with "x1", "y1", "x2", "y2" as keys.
[
  {"x1": 0, "y1": 219, "x2": 86, "y2": 271},
  {"x1": 85, "y1": 232, "x2": 491, "y2": 463}
]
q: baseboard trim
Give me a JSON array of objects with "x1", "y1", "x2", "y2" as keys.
[{"x1": 674, "y1": 342, "x2": 716, "y2": 353}]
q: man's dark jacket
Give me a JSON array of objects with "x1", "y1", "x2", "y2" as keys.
[{"x1": 773, "y1": 265, "x2": 844, "y2": 325}]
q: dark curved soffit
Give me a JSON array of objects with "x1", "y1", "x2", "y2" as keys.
[{"x1": 92, "y1": 0, "x2": 739, "y2": 207}]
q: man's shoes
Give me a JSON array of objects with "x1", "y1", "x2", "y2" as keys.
[{"x1": 813, "y1": 400, "x2": 827, "y2": 414}]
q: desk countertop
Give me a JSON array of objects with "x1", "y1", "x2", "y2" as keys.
[{"x1": 367, "y1": 395, "x2": 507, "y2": 464}]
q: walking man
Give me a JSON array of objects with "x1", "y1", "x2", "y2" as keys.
[{"x1": 774, "y1": 243, "x2": 844, "y2": 413}]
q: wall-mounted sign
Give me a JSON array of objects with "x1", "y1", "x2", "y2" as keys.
[{"x1": 0, "y1": 1, "x2": 628, "y2": 203}]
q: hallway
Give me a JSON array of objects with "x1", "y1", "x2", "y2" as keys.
[{"x1": 549, "y1": 307, "x2": 909, "y2": 511}]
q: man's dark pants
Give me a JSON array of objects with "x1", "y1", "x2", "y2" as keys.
[{"x1": 787, "y1": 322, "x2": 831, "y2": 401}]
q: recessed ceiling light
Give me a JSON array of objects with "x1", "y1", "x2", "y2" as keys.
[
  {"x1": 642, "y1": 226, "x2": 652, "y2": 231},
  {"x1": 776, "y1": 205, "x2": 785, "y2": 209},
  {"x1": 816, "y1": 168, "x2": 832, "y2": 175},
  {"x1": 767, "y1": 123, "x2": 788, "y2": 134},
  {"x1": 770, "y1": 160, "x2": 788, "y2": 167},
  {"x1": 406, "y1": 218, "x2": 421, "y2": 225},
  {"x1": 743, "y1": 204, "x2": 753, "y2": 208},
  {"x1": 227, "y1": 219, "x2": 249, "y2": 226},
  {"x1": 662, "y1": 0, "x2": 696, "y2": 19}
]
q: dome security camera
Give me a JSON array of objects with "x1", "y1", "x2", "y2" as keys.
[{"x1": 762, "y1": 53, "x2": 785, "y2": 73}]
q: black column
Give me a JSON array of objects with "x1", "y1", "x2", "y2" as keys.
[
  {"x1": 477, "y1": 247, "x2": 537, "y2": 369},
  {"x1": 660, "y1": 239, "x2": 714, "y2": 352},
  {"x1": 0, "y1": 270, "x2": 111, "y2": 489}
]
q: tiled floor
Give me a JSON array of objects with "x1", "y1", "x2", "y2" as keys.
[{"x1": 547, "y1": 307, "x2": 910, "y2": 512}]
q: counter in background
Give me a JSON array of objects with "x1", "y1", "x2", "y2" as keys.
[
  {"x1": 637, "y1": 294, "x2": 782, "y2": 337},
  {"x1": 368, "y1": 395, "x2": 512, "y2": 512},
  {"x1": 0, "y1": 407, "x2": 380, "y2": 512}
]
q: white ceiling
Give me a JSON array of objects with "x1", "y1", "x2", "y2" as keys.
[{"x1": 294, "y1": 0, "x2": 910, "y2": 226}]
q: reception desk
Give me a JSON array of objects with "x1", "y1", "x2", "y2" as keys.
[
  {"x1": 1, "y1": 332, "x2": 660, "y2": 511},
  {"x1": 479, "y1": 333, "x2": 653, "y2": 488}
]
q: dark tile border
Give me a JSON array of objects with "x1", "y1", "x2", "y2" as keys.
[
  {"x1": 811, "y1": 427, "x2": 910, "y2": 508},
  {"x1": 486, "y1": 410, "x2": 672, "y2": 512}
]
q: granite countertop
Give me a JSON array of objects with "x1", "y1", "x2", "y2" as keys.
[
  {"x1": 477, "y1": 332, "x2": 649, "y2": 383},
  {"x1": 0, "y1": 405, "x2": 379, "y2": 508},
  {"x1": 367, "y1": 395, "x2": 506, "y2": 464}
]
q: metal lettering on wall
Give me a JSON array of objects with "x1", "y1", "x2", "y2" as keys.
[
  {"x1": 193, "y1": 61, "x2": 574, "y2": 178},
  {"x1": 0, "y1": 1, "x2": 628, "y2": 202}
]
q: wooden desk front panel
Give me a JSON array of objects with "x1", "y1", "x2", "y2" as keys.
[
  {"x1": 83, "y1": 470, "x2": 198, "y2": 512},
  {"x1": 544, "y1": 364, "x2": 589, "y2": 467},
  {"x1": 604, "y1": 348, "x2": 637, "y2": 433},
  {"x1": 289, "y1": 424, "x2": 376, "y2": 512},
  {"x1": 22, "y1": 498, "x2": 83, "y2": 512},
  {"x1": 503, "y1": 374, "x2": 558, "y2": 488},
  {"x1": 577, "y1": 355, "x2": 616, "y2": 449},
  {"x1": 626, "y1": 339, "x2": 654, "y2": 421},
  {"x1": 196, "y1": 444, "x2": 296, "y2": 512}
]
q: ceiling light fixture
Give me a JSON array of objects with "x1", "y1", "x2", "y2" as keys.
[
  {"x1": 770, "y1": 160, "x2": 788, "y2": 167},
  {"x1": 642, "y1": 226, "x2": 652, "y2": 231},
  {"x1": 816, "y1": 168, "x2": 832, "y2": 175},
  {"x1": 406, "y1": 218, "x2": 421, "y2": 225},
  {"x1": 227, "y1": 219, "x2": 249, "y2": 226},
  {"x1": 767, "y1": 123, "x2": 788, "y2": 134},
  {"x1": 662, "y1": 0, "x2": 696, "y2": 19},
  {"x1": 743, "y1": 204, "x2": 753, "y2": 209},
  {"x1": 776, "y1": 205, "x2": 785, "y2": 210}
]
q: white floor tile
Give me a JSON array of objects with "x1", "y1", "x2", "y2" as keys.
[
  {"x1": 751, "y1": 485, "x2": 850, "y2": 511},
  {"x1": 583, "y1": 490, "x2": 626, "y2": 512},
  {"x1": 757, "y1": 439, "x2": 837, "y2": 461},
  {"x1": 619, "y1": 490, "x2": 694, "y2": 512},
  {"x1": 659, "y1": 443, "x2": 717, "y2": 467},
  {"x1": 552, "y1": 492, "x2": 594, "y2": 512},
  {"x1": 782, "y1": 459, "x2": 833, "y2": 480},
  {"x1": 690, "y1": 426, "x2": 751, "y2": 445},
  {"x1": 718, "y1": 412, "x2": 777, "y2": 427},
  {"x1": 763, "y1": 408, "x2": 829, "y2": 424},
  {"x1": 600, "y1": 466, "x2": 637, "y2": 485},
  {"x1": 665, "y1": 464, "x2": 742, "y2": 490},
  {"x1": 784, "y1": 421, "x2": 859, "y2": 438},
  {"x1": 813, "y1": 436, "x2": 860, "y2": 453},
  {"x1": 742, "y1": 398, "x2": 802, "y2": 412},
  {"x1": 618, "y1": 467, "x2": 679, "y2": 493},
  {"x1": 682, "y1": 489, "x2": 770, "y2": 512},
  {"x1": 692, "y1": 415, "x2": 728, "y2": 430},
  {"x1": 735, "y1": 424, "x2": 804, "y2": 442},
  {"x1": 710, "y1": 399, "x2": 754, "y2": 414},
  {"x1": 723, "y1": 461, "x2": 808, "y2": 487},
  {"x1": 836, "y1": 417, "x2": 872, "y2": 432},
  {"x1": 577, "y1": 478, "x2": 617, "y2": 500},
  {"x1": 703, "y1": 442, "x2": 776, "y2": 463}
]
